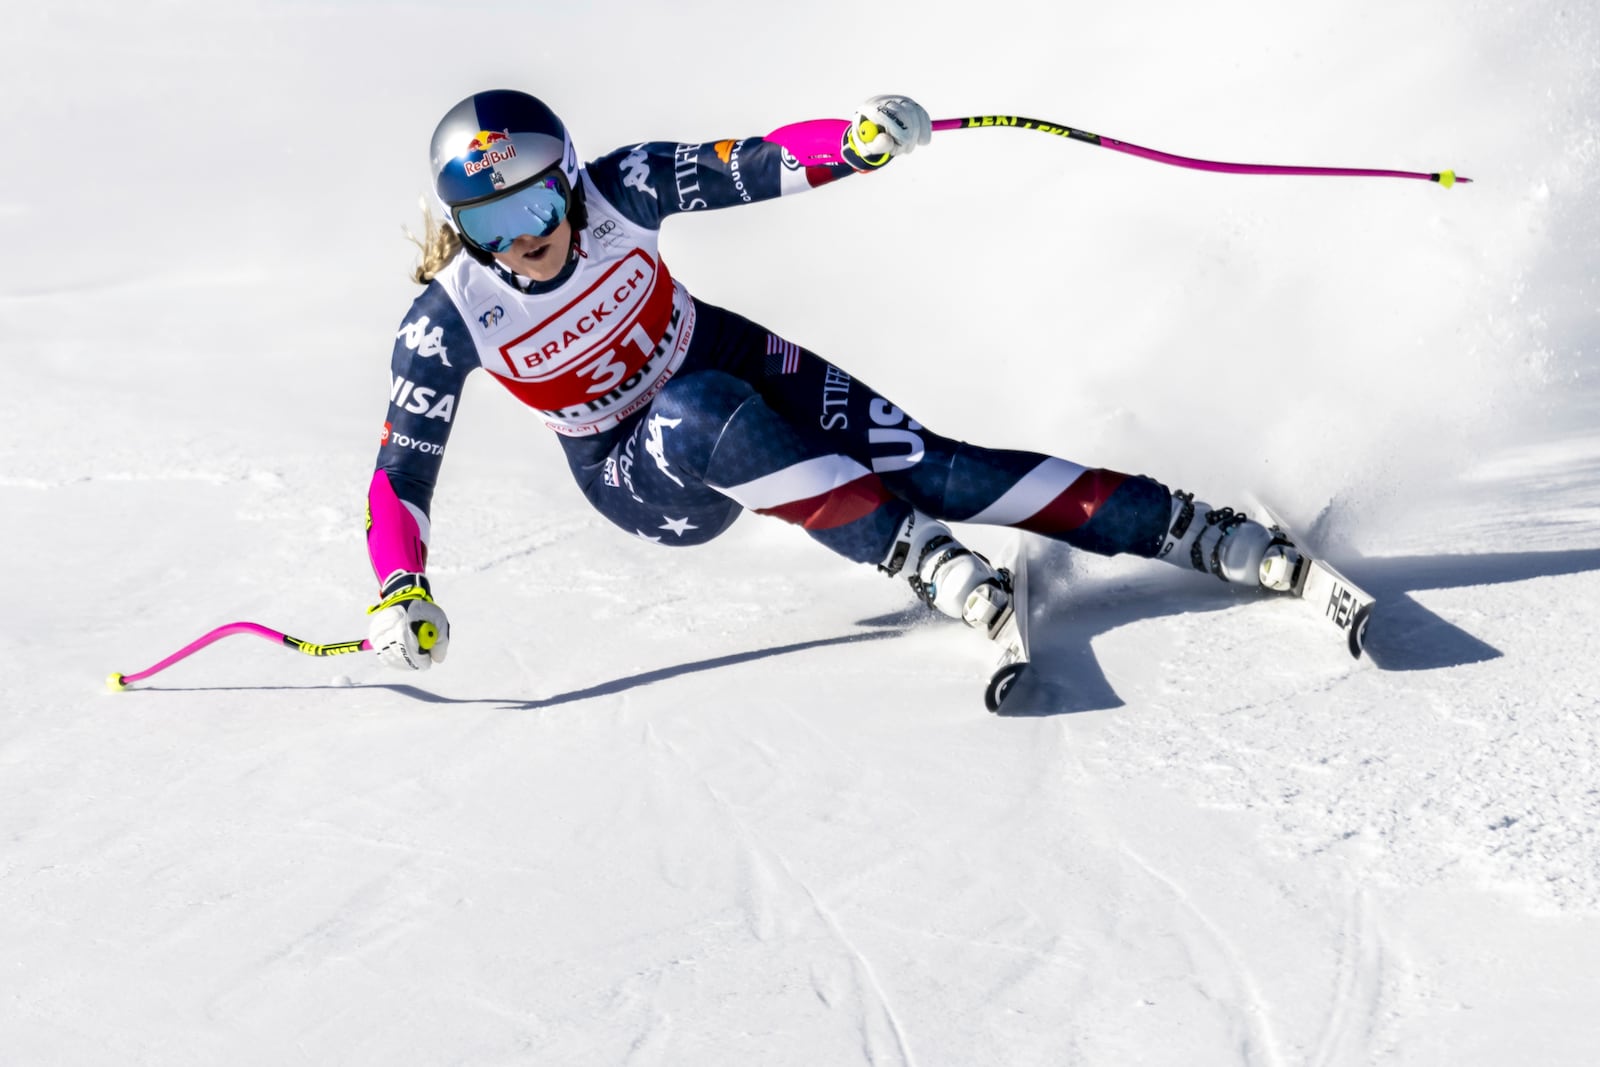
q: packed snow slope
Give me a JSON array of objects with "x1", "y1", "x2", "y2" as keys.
[{"x1": 5, "y1": 2, "x2": 1600, "y2": 1064}]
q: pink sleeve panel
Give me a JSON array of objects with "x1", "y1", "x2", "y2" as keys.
[{"x1": 366, "y1": 469, "x2": 429, "y2": 585}]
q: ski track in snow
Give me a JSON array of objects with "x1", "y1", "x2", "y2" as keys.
[
  {"x1": 641, "y1": 715, "x2": 919, "y2": 1067},
  {"x1": 1114, "y1": 842, "x2": 1286, "y2": 1067},
  {"x1": 1306, "y1": 889, "x2": 1388, "y2": 1067}
]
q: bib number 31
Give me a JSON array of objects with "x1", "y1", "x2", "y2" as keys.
[{"x1": 581, "y1": 323, "x2": 654, "y2": 395}]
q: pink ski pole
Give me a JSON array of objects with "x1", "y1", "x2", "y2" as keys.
[
  {"x1": 108, "y1": 622, "x2": 377, "y2": 690},
  {"x1": 768, "y1": 113, "x2": 1470, "y2": 187}
]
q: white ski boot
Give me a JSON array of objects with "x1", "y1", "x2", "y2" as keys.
[
  {"x1": 1157, "y1": 491, "x2": 1304, "y2": 593},
  {"x1": 881, "y1": 512, "x2": 1011, "y2": 634}
]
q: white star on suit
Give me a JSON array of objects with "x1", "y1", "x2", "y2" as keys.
[{"x1": 659, "y1": 516, "x2": 698, "y2": 537}]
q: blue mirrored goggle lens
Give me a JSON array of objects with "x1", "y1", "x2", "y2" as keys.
[{"x1": 455, "y1": 175, "x2": 569, "y2": 252}]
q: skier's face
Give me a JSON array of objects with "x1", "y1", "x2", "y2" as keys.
[{"x1": 490, "y1": 219, "x2": 573, "y2": 283}]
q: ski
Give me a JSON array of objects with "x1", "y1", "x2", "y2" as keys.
[
  {"x1": 1256, "y1": 503, "x2": 1376, "y2": 659},
  {"x1": 984, "y1": 536, "x2": 1032, "y2": 713}
]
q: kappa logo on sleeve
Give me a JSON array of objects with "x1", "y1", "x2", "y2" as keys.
[
  {"x1": 621, "y1": 146, "x2": 657, "y2": 200},
  {"x1": 397, "y1": 316, "x2": 452, "y2": 366}
]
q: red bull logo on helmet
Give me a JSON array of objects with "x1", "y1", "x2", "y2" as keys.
[{"x1": 464, "y1": 129, "x2": 517, "y2": 177}]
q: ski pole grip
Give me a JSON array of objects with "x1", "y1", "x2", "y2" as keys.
[{"x1": 412, "y1": 620, "x2": 438, "y2": 652}]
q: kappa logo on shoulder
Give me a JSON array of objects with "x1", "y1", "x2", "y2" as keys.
[
  {"x1": 621, "y1": 145, "x2": 656, "y2": 200},
  {"x1": 397, "y1": 316, "x2": 451, "y2": 366}
]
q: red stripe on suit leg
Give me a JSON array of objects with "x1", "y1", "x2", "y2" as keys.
[
  {"x1": 756, "y1": 473, "x2": 896, "y2": 530},
  {"x1": 1015, "y1": 469, "x2": 1128, "y2": 533}
]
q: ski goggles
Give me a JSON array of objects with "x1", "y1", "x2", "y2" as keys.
[{"x1": 453, "y1": 169, "x2": 571, "y2": 252}]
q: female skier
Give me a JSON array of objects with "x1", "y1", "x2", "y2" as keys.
[{"x1": 366, "y1": 89, "x2": 1300, "y2": 670}]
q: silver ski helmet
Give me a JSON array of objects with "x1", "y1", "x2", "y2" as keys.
[{"x1": 429, "y1": 90, "x2": 581, "y2": 252}]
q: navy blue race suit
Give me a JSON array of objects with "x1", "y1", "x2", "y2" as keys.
[{"x1": 367, "y1": 131, "x2": 1171, "y2": 588}]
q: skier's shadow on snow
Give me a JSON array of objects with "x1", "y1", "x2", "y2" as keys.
[
  {"x1": 1008, "y1": 543, "x2": 1600, "y2": 716},
  {"x1": 496, "y1": 628, "x2": 909, "y2": 710},
  {"x1": 387, "y1": 628, "x2": 910, "y2": 709},
  {"x1": 1347, "y1": 548, "x2": 1600, "y2": 670}
]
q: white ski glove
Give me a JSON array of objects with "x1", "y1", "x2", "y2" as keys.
[
  {"x1": 367, "y1": 571, "x2": 451, "y2": 671},
  {"x1": 841, "y1": 94, "x2": 932, "y2": 170}
]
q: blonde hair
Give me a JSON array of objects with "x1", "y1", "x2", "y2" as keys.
[{"x1": 404, "y1": 198, "x2": 463, "y2": 285}]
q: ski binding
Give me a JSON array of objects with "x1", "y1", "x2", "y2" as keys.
[{"x1": 1259, "y1": 503, "x2": 1375, "y2": 659}]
